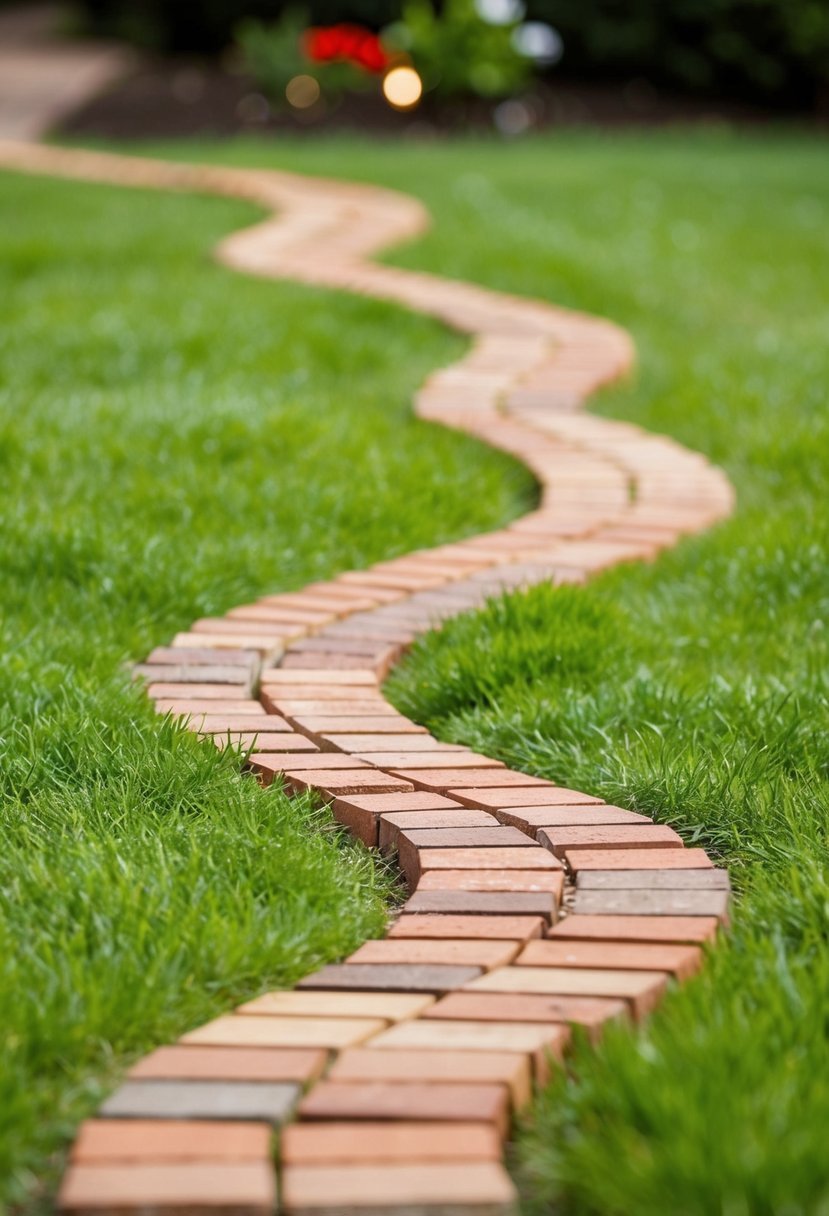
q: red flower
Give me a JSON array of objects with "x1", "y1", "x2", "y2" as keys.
[{"x1": 303, "y1": 24, "x2": 390, "y2": 74}]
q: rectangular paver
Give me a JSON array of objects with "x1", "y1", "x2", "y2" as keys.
[
  {"x1": 298, "y1": 1080, "x2": 511, "y2": 1136},
  {"x1": 327, "y1": 1049, "x2": 532, "y2": 1107},
  {"x1": 496, "y1": 805, "x2": 651, "y2": 829},
  {"x1": 538, "y1": 824, "x2": 683, "y2": 857},
  {"x1": 99, "y1": 1080, "x2": 300, "y2": 1123},
  {"x1": 424, "y1": 991, "x2": 626, "y2": 1037},
  {"x1": 71, "y1": 1119, "x2": 271, "y2": 1164},
  {"x1": 416, "y1": 847, "x2": 561, "y2": 872},
  {"x1": 451, "y1": 787, "x2": 603, "y2": 809},
  {"x1": 465, "y1": 965, "x2": 669, "y2": 1018},
  {"x1": 548, "y1": 914, "x2": 720, "y2": 944},
  {"x1": 59, "y1": 1162, "x2": 275, "y2": 1214},
  {"x1": 577, "y1": 869, "x2": 730, "y2": 890},
  {"x1": 296, "y1": 964, "x2": 481, "y2": 994},
  {"x1": 281, "y1": 1161, "x2": 516, "y2": 1214},
  {"x1": 129, "y1": 1046, "x2": 327, "y2": 1084},
  {"x1": 517, "y1": 939, "x2": 702, "y2": 980},
  {"x1": 346, "y1": 938, "x2": 521, "y2": 970},
  {"x1": 236, "y1": 991, "x2": 433, "y2": 1021},
  {"x1": 379, "y1": 810, "x2": 497, "y2": 851},
  {"x1": 565, "y1": 847, "x2": 714, "y2": 871},
  {"x1": 389, "y1": 914, "x2": 545, "y2": 941},
  {"x1": 571, "y1": 888, "x2": 730, "y2": 919},
  {"x1": 282, "y1": 770, "x2": 415, "y2": 796},
  {"x1": 181, "y1": 1015, "x2": 386, "y2": 1050},
  {"x1": 281, "y1": 1121, "x2": 501, "y2": 1165},
  {"x1": 404, "y1": 891, "x2": 557, "y2": 920},
  {"x1": 416, "y1": 870, "x2": 564, "y2": 896}
]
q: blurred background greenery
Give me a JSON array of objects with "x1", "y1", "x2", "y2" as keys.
[{"x1": 74, "y1": 0, "x2": 829, "y2": 113}]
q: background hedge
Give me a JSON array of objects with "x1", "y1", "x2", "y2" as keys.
[{"x1": 78, "y1": 0, "x2": 829, "y2": 110}]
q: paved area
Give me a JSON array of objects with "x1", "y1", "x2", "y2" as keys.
[
  {"x1": 0, "y1": 5, "x2": 131, "y2": 140},
  {"x1": 0, "y1": 141, "x2": 735, "y2": 1215}
]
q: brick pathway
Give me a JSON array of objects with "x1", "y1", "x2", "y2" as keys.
[
  {"x1": 0, "y1": 6, "x2": 131, "y2": 140},
  {"x1": 0, "y1": 141, "x2": 734, "y2": 1215}
]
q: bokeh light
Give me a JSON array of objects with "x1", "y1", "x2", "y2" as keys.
[
  {"x1": 382, "y1": 65, "x2": 423, "y2": 110},
  {"x1": 285, "y1": 74, "x2": 321, "y2": 109}
]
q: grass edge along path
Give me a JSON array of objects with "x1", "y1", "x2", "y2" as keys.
[{"x1": 0, "y1": 141, "x2": 733, "y2": 1215}]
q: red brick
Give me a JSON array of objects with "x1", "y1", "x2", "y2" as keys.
[
  {"x1": 496, "y1": 805, "x2": 651, "y2": 829},
  {"x1": 565, "y1": 847, "x2": 714, "y2": 871},
  {"x1": 237, "y1": 992, "x2": 432, "y2": 1021},
  {"x1": 146, "y1": 647, "x2": 257, "y2": 668},
  {"x1": 214, "y1": 733, "x2": 317, "y2": 752},
  {"x1": 297, "y1": 963, "x2": 481, "y2": 994},
  {"x1": 418, "y1": 846, "x2": 561, "y2": 872},
  {"x1": 388, "y1": 914, "x2": 545, "y2": 941},
  {"x1": 572, "y1": 888, "x2": 729, "y2": 920},
  {"x1": 261, "y1": 670, "x2": 378, "y2": 686},
  {"x1": 327, "y1": 792, "x2": 462, "y2": 847},
  {"x1": 248, "y1": 754, "x2": 369, "y2": 787},
  {"x1": 466, "y1": 965, "x2": 669, "y2": 1019},
  {"x1": 321, "y1": 735, "x2": 458, "y2": 753},
  {"x1": 282, "y1": 770, "x2": 415, "y2": 797},
  {"x1": 393, "y1": 768, "x2": 552, "y2": 792},
  {"x1": 424, "y1": 991, "x2": 627, "y2": 1038},
  {"x1": 334, "y1": 1048, "x2": 530, "y2": 1107},
  {"x1": 181, "y1": 1015, "x2": 385, "y2": 1050},
  {"x1": 228, "y1": 604, "x2": 334, "y2": 625},
  {"x1": 517, "y1": 939, "x2": 702, "y2": 980},
  {"x1": 154, "y1": 700, "x2": 264, "y2": 718},
  {"x1": 58, "y1": 1162, "x2": 275, "y2": 1213},
  {"x1": 548, "y1": 914, "x2": 719, "y2": 944},
  {"x1": 339, "y1": 570, "x2": 448, "y2": 592},
  {"x1": 368, "y1": 1018, "x2": 569, "y2": 1071},
  {"x1": 281, "y1": 1161, "x2": 516, "y2": 1213},
  {"x1": 298, "y1": 1080, "x2": 510, "y2": 1135},
  {"x1": 538, "y1": 824, "x2": 683, "y2": 857},
  {"x1": 148, "y1": 684, "x2": 247, "y2": 701},
  {"x1": 192, "y1": 715, "x2": 291, "y2": 734},
  {"x1": 361, "y1": 751, "x2": 506, "y2": 770},
  {"x1": 405, "y1": 890, "x2": 557, "y2": 920},
  {"x1": 293, "y1": 716, "x2": 427, "y2": 735},
  {"x1": 417, "y1": 869, "x2": 564, "y2": 896},
  {"x1": 379, "y1": 810, "x2": 497, "y2": 851},
  {"x1": 128, "y1": 1046, "x2": 327, "y2": 1084},
  {"x1": 451, "y1": 786, "x2": 603, "y2": 809},
  {"x1": 71, "y1": 1120, "x2": 270, "y2": 1164},
  {"x1": 281, "y1": 652, "x2": 395, "y2": 674},
  {"x1": 281, "y1": 1120, "x2": 501, "y2": 1165},
  {"x1": 347, "y1": 938, "x2": 520, "y2": 970}
]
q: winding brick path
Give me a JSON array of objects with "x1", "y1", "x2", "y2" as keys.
[{"x1": 0, "y1": 141, "x2": 734, "y2": 1215}]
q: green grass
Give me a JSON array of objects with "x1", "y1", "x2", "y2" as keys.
[
  {"x1": 2, "y1": 129, "x2": 828, "y2": 1213},
  {"x1": 0, "y1": 165, "x2": 532, "y2": 1208}
]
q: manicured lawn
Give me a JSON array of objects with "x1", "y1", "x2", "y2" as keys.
[
  {"x1": 0, "y1": 166, "x2": 531, "y2": 1206},
  {"x1": 2, "y1": 129, "x2": 827, "y2": 1213}
]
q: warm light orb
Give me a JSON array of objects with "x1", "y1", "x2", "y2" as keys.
[
  {"x1": 382, "y1": 65, "x2": 423, "y2": 110},
  {"x1": 285, "y1": 74, "x2": 321, "y2": 109}
]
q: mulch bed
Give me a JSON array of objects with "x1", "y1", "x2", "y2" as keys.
[{"x1": 58, "y1": 59, "x2": 783, "y2": 140}]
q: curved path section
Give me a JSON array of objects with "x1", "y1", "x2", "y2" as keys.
[{"x1": 0, "y1": 141, "x2": 734, "y2": 1216}]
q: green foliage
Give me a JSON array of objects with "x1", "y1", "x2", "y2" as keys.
[
  {"x1": 236, "y1": 10, "x2": 381, "y2": 109},
  {"x1": 384, "y1": 0, "x2": 532, "y2": 99},
  {"x1": 528, "y1": 0, "x2": 829, "y2": 107},
  {"x1": 236, "y1": 11, "x2": 309, "y2": 104},
  {"x1": 78, "y1": 0, "x2": 829, "y2": 109}
]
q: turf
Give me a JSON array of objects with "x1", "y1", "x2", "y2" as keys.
[
  {"x1": 2, "y1": 129, "x2": 827, "y2": 1213},
  {"x1": 0, "y1": 167, "x2": 531, "y2": 1207}
]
